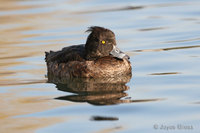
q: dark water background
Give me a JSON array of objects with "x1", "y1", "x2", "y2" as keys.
[{"x1": 0, "y1": 0, "x2": 200, "y2": 133}]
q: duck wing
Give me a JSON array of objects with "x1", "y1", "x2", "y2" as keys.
[{"x1": 45, "y1": 44, "x2": 85, "y2": 63}]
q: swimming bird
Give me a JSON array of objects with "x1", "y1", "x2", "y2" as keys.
[{"x1": 45, "y1": 26, "x2": 131, "y2": 78}]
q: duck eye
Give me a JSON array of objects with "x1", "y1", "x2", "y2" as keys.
[{"x1": 101, "y1": 40, "x2": 106, "y2": 44}]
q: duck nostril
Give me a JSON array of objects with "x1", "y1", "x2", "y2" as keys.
[{"x1": 115, "y1": 49, "x2": 119, "y2": 53}]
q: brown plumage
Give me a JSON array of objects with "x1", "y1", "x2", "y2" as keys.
[{"x1": 45, "y1": 26, "x2": 132, "y2": 78}]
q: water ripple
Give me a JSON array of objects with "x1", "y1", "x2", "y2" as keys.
[
  {"x1": 149, "y1": 72, "x2": 181, "y2": 76},
  {"x1": 132, "y1": 45, "x2": 200, "y2": 53}
]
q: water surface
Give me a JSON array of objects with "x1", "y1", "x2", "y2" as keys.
[{"x1": 0, "y1": 0, "x2": 200, "y2": 133}]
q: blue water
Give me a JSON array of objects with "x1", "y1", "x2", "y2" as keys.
[{"x1": 0, "y1": 0, "x2": 200, "y2": 133}]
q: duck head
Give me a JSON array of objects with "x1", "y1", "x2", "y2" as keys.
[{"x1": 85, "y1": 26, "x2": 129, "y2": 60}]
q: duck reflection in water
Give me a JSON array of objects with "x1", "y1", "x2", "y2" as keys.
[
  {"x1": 48, "y1": 74, "x2": 162, "y2": 105},
  {"x1": 48, "y1": 74, "x2": 133, "y2": 105}
]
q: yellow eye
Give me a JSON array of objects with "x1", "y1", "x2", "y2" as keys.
[{"x1": 101, "y1": 40, "x2": 106, "y2": 44}]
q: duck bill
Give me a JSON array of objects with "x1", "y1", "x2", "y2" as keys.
[{"x1": 110, "y1": 45, "x2": 130, "y2": 60}]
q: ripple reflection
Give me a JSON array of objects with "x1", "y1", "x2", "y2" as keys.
[
  {"x1": 133, "y1": 45, "x2": 200, "y2": 53},
  {"x1": 91, "y1": 116, "x2": 119, "y2": 121},
  {"x1": 149, "y1": 72, "x2": 181, "y2": 76}
]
